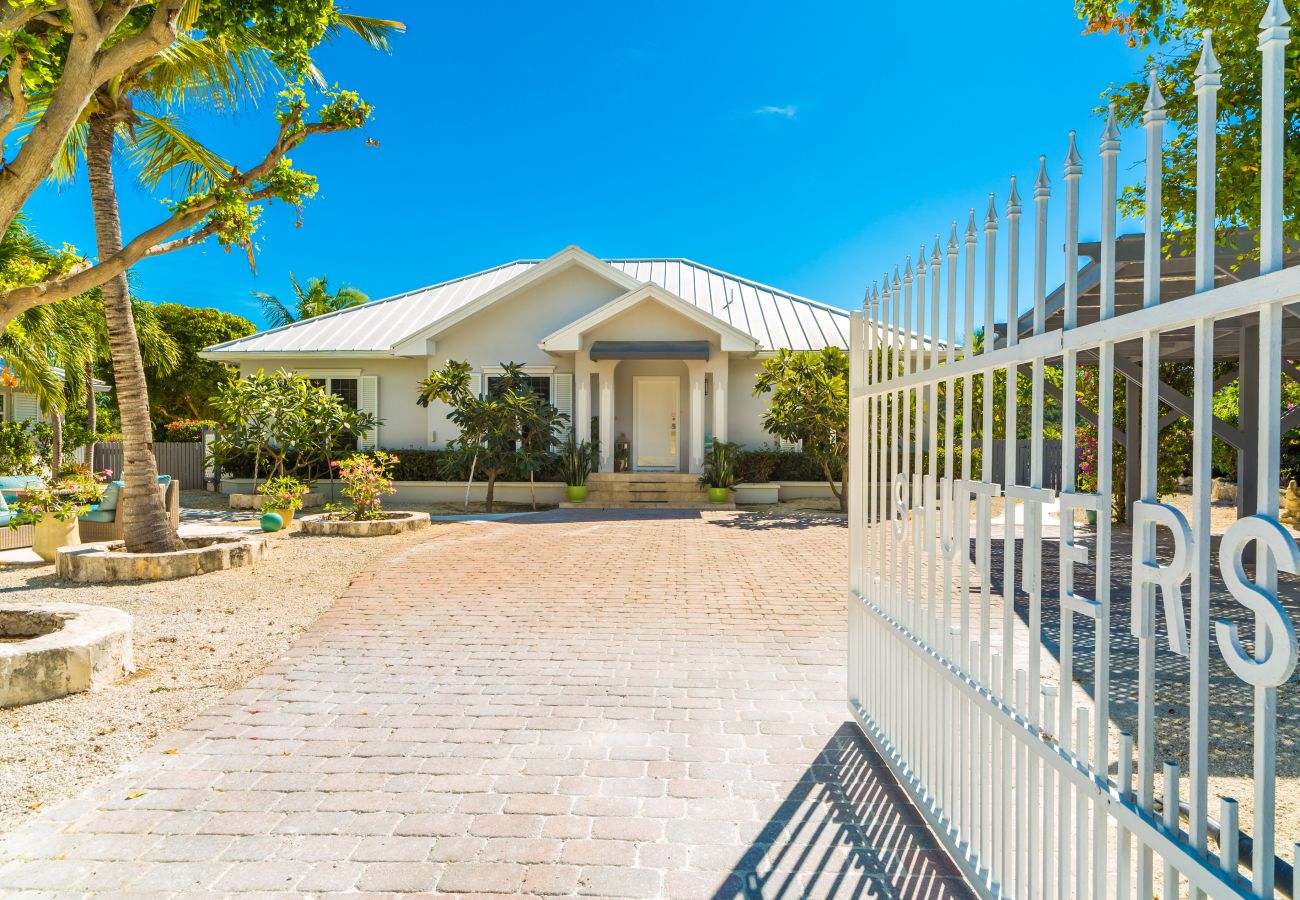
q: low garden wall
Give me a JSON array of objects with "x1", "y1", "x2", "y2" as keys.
[{"x1": 217, "y1": 478, "x2": 835, "y2": 505}]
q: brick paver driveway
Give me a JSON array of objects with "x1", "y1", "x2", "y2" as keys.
[{"x1": 0, "y1": 510, "x2": 970, "y2": 898}]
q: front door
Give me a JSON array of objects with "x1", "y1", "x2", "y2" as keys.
[{"x1": 633, "y1": 376, "x2": 679, "y2": 470}]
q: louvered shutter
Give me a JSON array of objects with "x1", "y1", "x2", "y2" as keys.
[
  {"x1": 14, "y1": 394, "x2": 40, "y2": 422},
  {"x1": 552, "y1": 373, "x2": 573, "y2": 442},
  {"x1": 358, "y1": 375, "x2": 380, "y2": 450},
  {"x1": 470, "y1": 372, "x2": 484, "y2": 399}
]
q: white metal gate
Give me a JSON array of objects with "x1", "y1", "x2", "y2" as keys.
[{"x1": 848, "y1": 9, "x2": 1300, "y2": 898}]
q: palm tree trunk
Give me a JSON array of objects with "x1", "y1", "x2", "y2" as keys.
[
  {"x1": 49, "y1": 410, "x2": 62, "y2": 475},
  {"x1": 86, "y1": 114, "x2": 183, "y2": 553},
  {"x1": 83, "y1": 361, "x2": 97, "y2": 469}
]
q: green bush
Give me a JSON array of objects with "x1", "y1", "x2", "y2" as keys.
[
  {"x1": 0, "y1": 421, "x2": 39, "y2": 476},
  {"x1": 218, "y1": 447, "x2": 566, "y2": 483},
  {"x1": 735, "y1": 448, "x2": 841, "y2": 482}
]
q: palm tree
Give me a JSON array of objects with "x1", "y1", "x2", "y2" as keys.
[
  {"x1": 49, "y1": 11, "x2": 401, "y2": 552},
  {"x1": 253, "y1": 274, "x2": 369, "y2": 328}
]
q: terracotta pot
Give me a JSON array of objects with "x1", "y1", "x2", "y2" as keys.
[{"x1": 33, "y1": 517, "x2": 80, "y2": 563}]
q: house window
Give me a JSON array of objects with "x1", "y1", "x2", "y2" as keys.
[
  {"x1": 309, "y1": 377, "x2": 359, "y2": 409},
  {"x1": 486, "y1": 375, "x2": 551, "y2": 404}
]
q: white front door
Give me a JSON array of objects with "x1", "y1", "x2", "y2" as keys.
[{"x1": 633, "y1": 376, "x2": 679, "y2": 470}]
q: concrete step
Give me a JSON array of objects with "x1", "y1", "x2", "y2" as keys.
[
  {"x1": 586, "y1": 490, "x2": 712, "y2": 502},
  {"x1": 588, "y1": 472, "x2": 700, "y2": 484}
]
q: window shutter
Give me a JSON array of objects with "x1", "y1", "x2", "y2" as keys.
[
  {"x1": 552, "y1": 373, "x2": 573, "y2": 440},
  {"x1": 14, "y1": 394, "x2": 40, "y2": 422},
  {"x1": 358, "y1": 375, "x2": 379, "y2": 450},
  {"x1": 470, "y1": 372, "x2": 484, "y2": 400}
]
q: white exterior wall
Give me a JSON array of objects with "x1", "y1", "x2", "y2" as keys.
[{"x1": 230, "y1": 268, "x2": 787, "y2": 454}]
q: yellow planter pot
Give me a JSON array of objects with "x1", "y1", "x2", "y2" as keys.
[
  {"x1": 33, "y1": 517, "x2": 80, "y2": 563},
  {"x1": 265, "y1": 508, "x2": 296, "y2": 525}
]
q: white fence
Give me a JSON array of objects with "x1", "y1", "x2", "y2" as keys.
[{"x1": 848, "y1": 9, "x2": 1300, "y2": 899}]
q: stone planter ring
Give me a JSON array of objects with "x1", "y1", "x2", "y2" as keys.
[
  {"x1": 56, "y1": 535, "x2": 268, "y2": 583},
  {"x1": 297, "y1": 511, "x2": 431, "y2": 537}
]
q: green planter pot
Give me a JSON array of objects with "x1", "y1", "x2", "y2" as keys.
[
  {"x1": 567, "y1": 485, "x2": 588, "y2": 503},
  {"x1": 1085, "y1": 509, "x2": 1098, "y2": 528},
  {"x1": 707, "y1": 487, "x2": 730, "y2": 504}
]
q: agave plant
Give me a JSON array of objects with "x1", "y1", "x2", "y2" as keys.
[
  {"x1": 699, "y1": 441, "x2": 740, "y2": 490},
  {"x1": 560, "y1": 434, "x2": 593, "y2": 488}
]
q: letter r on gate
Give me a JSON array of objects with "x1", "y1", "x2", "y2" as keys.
[{"x1": 1130, "y1": 500, "x2": 1192, "y2": 656}]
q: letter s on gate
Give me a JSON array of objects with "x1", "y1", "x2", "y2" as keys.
[{"x1": 1216, "y1": 515, "x2": 1300, "y2": 688}]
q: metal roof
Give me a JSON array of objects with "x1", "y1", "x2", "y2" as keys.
[{"x1": 204, "y1": 255, "x2": 851, "y2": 356}]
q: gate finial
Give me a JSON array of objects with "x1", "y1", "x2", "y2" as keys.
[
  {"x1": 932, "y1": 235, "x2": 942, "y2": 267},
  {"x1": 1195, "y1": 29, "x2": 1221, "y2": 79},
  {"x1": 1065, "y1": 130, "x2": 1083, "y2": 176},
  {"x1": 1261, "y1": 0, "x2": 1291, "y2": 29},
  {"x1": 948, "y1": 220, "x2": 960, "y2": 255},
  {"x1": 1007, "y1": 175, "x2": 1022, "y2": 216},
  {"x1": 1034, "y1": 155, "x2": 1050, "y2": 196},
  {"x1": 1143, "y1": 71, "x2": 1166, "y2": 120},
  {"x1": 984, "y1": 193, "x2": 998, "y2": 231}
]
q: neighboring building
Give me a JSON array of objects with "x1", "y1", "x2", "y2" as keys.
[
  {"x1": 0, "y1": 363, "x2": 109, "y2": 424},
  {"x1": 201, "y1": 246, "x2": 851, "y2": 473}
]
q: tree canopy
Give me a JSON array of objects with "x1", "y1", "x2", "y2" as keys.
[
  {"x1": 0, "y1": 2, "x2": 402, "y2": 326},
  {"x1": 1076, "y1": 0, "x2": 1300, "y2": 250},
  {"x1": 145, "y1": 302, "x2": 254, "y2": 425},
  {"x1": 252, "y1": 273, "x2": 368, "y2": 328}
]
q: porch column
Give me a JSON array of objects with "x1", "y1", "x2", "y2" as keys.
[
  {"x1": 574, "y1": 352, "x2": 591, "y2": 445},
  {"x1": 709, "y1": 354, "x2": 728, "y2": 445},
  {"x1": 598, "y1": 361, "x2": 615, "y2": 473},
  {"x1": 687, "y1": 360, "x2": 706, "y2": 473}
]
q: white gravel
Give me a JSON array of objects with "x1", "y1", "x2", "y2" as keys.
[{"x1": 0, "y1": 518, "x2": 460, "y2": 834}]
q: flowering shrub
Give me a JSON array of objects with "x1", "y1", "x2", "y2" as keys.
[
  {"x1": 333, "y1": 451, "x2": 398, "y2": 521},
  {"x1": 162, "y1": 419, "x2": 220, "y2": 442},
  {"x1": 257, "y1": 476, "x2": 309, "y2": 512}
]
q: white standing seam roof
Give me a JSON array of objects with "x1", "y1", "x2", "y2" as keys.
[{"x1": 203, "y1": 257, "x2": 852, "y2": 356}]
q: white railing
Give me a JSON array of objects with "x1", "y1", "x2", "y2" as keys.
[{"x1": 847, "y1": 5, "x2": 1300, "y2": 898}]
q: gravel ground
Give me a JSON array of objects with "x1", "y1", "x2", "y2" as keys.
[{"x1": 0, "y1": 517, "x2": 462, "y2": 834}]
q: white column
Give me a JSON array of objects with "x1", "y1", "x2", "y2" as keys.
[
  {"x1": 597, "y1": 361, "x2": 615, "y2": 473},
  {"x1": 710, "y1": 354, "x2": 728, "y2": 446},
  {"x1": 687, "y1": 360, "x2": 706, "y2": 473},
  {"x1": 574, "y1": 352, "x2": 591, "y2": 445}
]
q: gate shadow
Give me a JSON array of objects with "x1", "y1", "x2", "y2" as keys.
[{"x1": 709, "y1": 723, "x2": 972, "y2": 899}]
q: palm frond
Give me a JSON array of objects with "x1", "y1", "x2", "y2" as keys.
[
  {"x1": 129, "y1": 297, "x2": 182, "y2": 374},
  {"x1": 252, "y1": 291, "x2": 298, "y2": 329},
  {"x1": 51, "y1": 120, "x2": 88, "y2": 184},
  {"x1": 142, "y1": 32, "x2": 279, "y2": 113},
  {"x1": 328, "y1": 13, "x2": 406, "y2": 52},
  {"x1": 123, "y1": 111, "x2": 233, "y2": 195}
]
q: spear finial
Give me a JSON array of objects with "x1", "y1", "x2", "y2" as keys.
[
  {"x1": 1101, "y1": 102, "x2": 1121, "y2": 152},
  {"x1": 1065, "y1": 130, "x2": 1083, "y2": 175},
  {"x1": 904, "y1": 256, "x2": 913, "y2": 281},
  {"x1": 1143, "y1": 71, "x2": 1166, "y2": 117},
  {"x1": 932, "y1": 235, "x2": 942, "y2": 266},
  {"x1": 1195, "y1": 29, "x2": 1221, "y2": 78},
  {"x1": 984, "y1": 193, "x2": 998, "y2": 230},
  {"x1": 1007, "y1": 175, "x2": 1022, "y2": 215},
  {"x1": 893, "y1": 265, "x2": 901, "y2": 289},
  {"x1": 916, "y1": 246, "x2": 926, "y2": 273},
  {"x1": 1034, "y1": 155, "x2": 1051, "y2": 197},
  {"x1": 965, "y1": 208, "x2": 978, "y2": 242},
  {"x1": 948, "y1": 221, "x2": 960, "y2": 254},
  {"x1": 1261, "y1": 0, "x2": 1291, "y2": 30}
]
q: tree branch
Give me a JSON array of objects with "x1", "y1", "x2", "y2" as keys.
[
  {"x1": 0, "y1": 0, "x2": 181, "y2": 238},
  {"x1": 0, "y1": 1, "x2": 66, "y2": 33},
  {"x1": 0, "y1": 109, "x2": 354, "y2": 323},
  {"x1": 0, "y1": 51, "x2": 27, "y2": 152}
]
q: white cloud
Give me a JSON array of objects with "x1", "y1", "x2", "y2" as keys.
[{"x1": 753, "y1": 104, "x2": 797, "y2": 119}]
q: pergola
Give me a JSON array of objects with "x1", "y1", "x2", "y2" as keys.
[{"x1": 994, "y1": 229, "x2": 1300, "y2": 519}]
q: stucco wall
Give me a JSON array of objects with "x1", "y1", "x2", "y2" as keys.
[{"x1": 727, "y1": 357, "x2": 774, "y2": 449}]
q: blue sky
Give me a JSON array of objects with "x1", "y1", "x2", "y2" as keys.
[{"x1": 26, "y1": 2, "x2": 1148, "y2": 330}]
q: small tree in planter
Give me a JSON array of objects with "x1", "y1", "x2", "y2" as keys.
[
  {"x1": 257, "y1": 476, "x2": 310, "y2": 525},
  {"x1": 328, "y1": 451, "x2": 399, "y2": 520},
  {"x1": 208, "y1": 370, "x2": 378, "y2": 492},
  {"x1": 561, "y1": 434, "x2": 593, "y2": 502},
  {"x1": 8, "y1": 471, "x2": 104, "y2": 561},
  {"x1": 699, "y1": 440, "x2": 739, "y2": 503},
  {"x1": 753, "y1": 347, "x2": 849, "y2": 512},
  {"x1": 417, "y1": 361, "x2": 561, "y2": 513}
]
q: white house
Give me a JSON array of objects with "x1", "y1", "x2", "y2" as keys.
[{"x1": 201, "y1": 246, "x2": 851, "y2": 474}]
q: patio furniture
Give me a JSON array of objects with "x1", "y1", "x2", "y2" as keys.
[
  {"x1": 78, "y1": 477, "x2": 181, "y2": 543},
  {"x1": 0, "y1": 476, "x2": 43, "y2": 551}
]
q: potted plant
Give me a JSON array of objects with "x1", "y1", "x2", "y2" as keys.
[
  {"x1": 257, "y1": 475, "x2": 309, "y2": 525},
  {"x1": 9, "y1": 474, "x2": 101, "y2": 562},
  {"x1": 614, "y1": 436, "x2": 630, "y2": 473},
  {"x1": 699, "y1": 440, "x2": 738, "y2": 503},
  {"x1": 561, "y1": 434, "x2": 592, "y2": 502}
]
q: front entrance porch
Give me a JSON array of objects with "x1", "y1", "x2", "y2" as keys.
[{"x1": 559, "y1": 471, "x2": 736, "y2": 510}]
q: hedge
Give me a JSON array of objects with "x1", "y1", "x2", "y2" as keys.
[{"x1": 219, "y1": 445, "x2": 834, "y2": 485}]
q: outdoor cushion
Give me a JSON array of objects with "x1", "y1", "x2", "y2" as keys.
[
  {"x1": 79, "y1": 507, "x2": 117, "y2": 523},
  {"x1": 0, "y1": 511, "x2": 11, "y2": 527},
  {"x1": 99, "y1": 481, "x2": 124, "y2": 512},
  {"x1": 0, "y1": 476, "x2": 41, "y2": 493},
  {"x1": 157, "y1": 475, "x2": 172, "y2": 490},
  {"x1": 0, "y1": 491, "x2": 7, "y2": 513}
]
